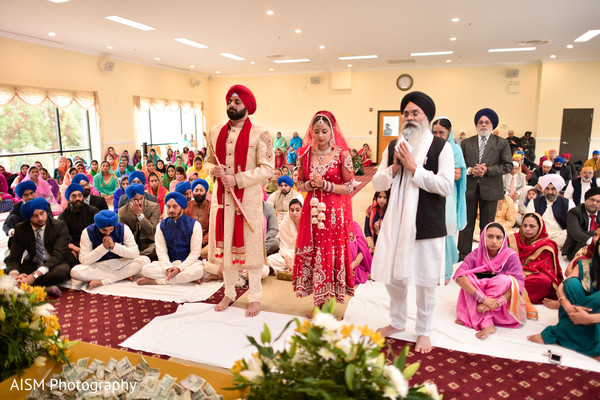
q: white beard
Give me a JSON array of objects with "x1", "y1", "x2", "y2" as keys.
[
  {"x1": 477, "y1": 127, "x2": 492, "y2": 138},
  {"x1": 401, "y1": 120, "x2": 430, "y2": 146}
]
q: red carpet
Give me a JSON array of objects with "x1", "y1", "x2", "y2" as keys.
[{"x1": 386, "y1": 338, "x2": 600, "y2": 399}]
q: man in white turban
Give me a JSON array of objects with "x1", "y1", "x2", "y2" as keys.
[{"x1": 526, "y1": 174, "x2": 574, "y2": 247}]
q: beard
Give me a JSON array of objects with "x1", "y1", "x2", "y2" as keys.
[
  {"x1": 227, "y1": 107, "x2": 247, "y2": 121},
  {"x1": 477, "y1": 127, "x2": 492, "y2": 138},
  {"x1": 280, "y1": 187, "x2": 291, "y2": 196},
  {"x1": 70, "y1": 200, "x2": 83, "y2": 210},
  {"x1": 401, "y1": 119, "x2": 429, "y2": 145},
  {"x1": 194, "y1": 194, "x2": 206, "y2": 204},
  {"x1": 84, "y1": 188, "x2": 91, "y2": 197},
  {"x1": 168, "y1": 209, "x2": 183, "y2": 219},
  {"x1": 545, "y1": 193, "x2": 557, "y2": 202}
]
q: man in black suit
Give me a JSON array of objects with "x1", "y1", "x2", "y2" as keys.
[
  {"x1": 4, "y1": 198, "x2": 72, "y2": 296},
  {"x1": 458, "y1": 108, "x2": 513, "y2": 259},
  {"x1": 3, "y1": 181, "x2": 52, "y2": 248},
  {"x1": 562, "y1": 187, "x2": 600, "y2": 260},
  {"x1": 58, "y1": 183, "x2": 99, "y2": 262},
  {"x1": 72, "y1": 173, "x2": 108, "y2": 211}
]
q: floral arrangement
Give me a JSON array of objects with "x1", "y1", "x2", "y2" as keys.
[
  {"x1": 0, "y1": 270, "x2": 75, "y2": 381},
  {"x1": 230, "y1": 300, "x2": 441, "y2": 399}
]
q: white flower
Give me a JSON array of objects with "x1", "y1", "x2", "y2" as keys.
[
  {"x1": 335, "y1": 338, "x2": 353, "y2": 356},
  {"x1": 0, "y1": 275, "x2": 17, "y2": 294},
  {"x1": 321, "y1": 328, "x2": 342, "y2": 343},
  {"x1": 383, "y1": 385, "x2": 399, "y2": 399},
  {"x1": 34, "y1": 303, "x2": 55, "y2": 318},
  {"x1": 423, "y1": 382, "x2": 439, "y2": 399},
  {"x1": 384, "y1": 365, "x2": 408, "y2": 397},
  {"x1": 317, "y1": 347, "x2": 337, "y2": 361},
  {"x1": 239, "y1": 355, "x2": 264, "y2": 382},
  {"x1": 33, "y1": 356, "x2": 47, "y2": 367},
  {"x1": 312, "y1": 312, "x2": 342, "y2": 332}
]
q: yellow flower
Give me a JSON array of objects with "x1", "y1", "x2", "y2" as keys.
[
  {"x1": 34, "y1": 356, "x2": 47, "y2": 368},
  {"x1": 295, "y1": 319, "x2": 311, "y2": 335},
  {"x1": 30, "y1": 286, "x2": 47, "y2": 302},
  {"x1": 43, "y1": 315, "x2": 60, "y2": 335},
  {"x1": 0, "y1": 269, "x2": 4, "y2": 276},
  {"x1": 232, "y1": 359, "x2": 244, "y2": 374},
  {"x1": 341, "y1": 324, "x2": 354, "y2": 338},
  {"x1": 358, "y1": 325, "x2": 385, "y2": 347}
]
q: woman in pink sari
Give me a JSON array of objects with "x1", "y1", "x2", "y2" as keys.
[
  {"x1": 22, "y1": 165, "x2": 61, "y2": 215},
  {"x1": 454, "y1": 222, "x2": 527, "y2": 339}
]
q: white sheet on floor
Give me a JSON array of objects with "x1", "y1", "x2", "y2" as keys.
[
  {"x1": 120, "y1": 303, "x2": 298, "y2": 369},
  {"x1": 80, "y1": 280, "x2": 223, "y2": 303},
  {"x1": 343, "y1": 280, "x2": 600, "y2": 373}
]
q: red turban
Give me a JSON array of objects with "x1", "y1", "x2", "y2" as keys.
[{"x1": 226, "y1": 84, "x2": 257, "y2": 115}]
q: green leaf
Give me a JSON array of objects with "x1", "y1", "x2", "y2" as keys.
[
  {"x1": 261, "y1": 323, "x2": 271, "y2": 344},
  {"x1": 402, "y1": 361, "x2": 421, "y2": 380},
  {"x1": 344, "y1": 363, "x2": 355, "y2": 390},
  {"x1": 393, "y1": 345, "x2": 409, "y2": 370}
]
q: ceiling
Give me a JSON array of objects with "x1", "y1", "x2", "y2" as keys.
[{"x1": 1, "y1": 0, "x2": 599, "y2": 77}]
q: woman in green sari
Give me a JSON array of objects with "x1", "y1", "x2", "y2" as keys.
[
  {"x1": 528, "y1": 226, "x2": 600, "y2": 359},
  {"x1": 274, "y1": 131, "x2": 287, "y2": 154}
]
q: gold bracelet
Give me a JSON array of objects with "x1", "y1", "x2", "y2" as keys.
[{"x1": 557, "y1": 296, "x2": 566, "y2": 303}]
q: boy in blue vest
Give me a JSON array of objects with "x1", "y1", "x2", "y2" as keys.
[
  {"x1": 138, "y1": 192, "x2": 204, "y2": 285},
  {"x1": 71, "y1": 210, "x2": 150, "y2": 289}
]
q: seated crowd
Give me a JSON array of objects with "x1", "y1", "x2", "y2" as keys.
[{"x1": 1, "y1": 126, "x2": 599, "y2": 363}]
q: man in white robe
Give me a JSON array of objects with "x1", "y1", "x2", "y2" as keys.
[{"x1": 372, "y1": 91, "x2": 454, "y2": 353}]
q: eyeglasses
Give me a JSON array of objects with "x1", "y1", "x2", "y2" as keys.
[{"x1": 402, "y1": 110, "x2": 423, "y2": 119}]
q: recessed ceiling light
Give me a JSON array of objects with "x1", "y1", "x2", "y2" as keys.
[
  {"x1": 215, "y1": 71, "x2": 220, "y2": 74},
  {"x1": 450, "y1": 37, "x2": 456, "y2": 41},
  {"x1": 269, "y1": 68, "x2": 274, "y2": 71},
  {"x1": 338, "y1": 55, "x2": 378, "y2": 60},
  {"x1": 347, "y1": 64, "x2": 352, "y2": 67},
  {"x1": 48, "y1": 0, "x2": 69, "y2": 3},
  {"x1": 550, "y1": 55, "x2": 556, "y2": 59},
  {"x1": 105, "y1": 16, "x2": 155, "y2": 31},
  {"x1": 250, "y1": 61, "x2": 255, "y2": 64},
  {"x1": 154, "y1": 57, "x2": 160, "y2": 60},
  {"x1": 48, "y1": 32, "x2": 56, "y2": 37},
  {"x1": 446, "y1": 59, "x2": 452, "y2": 63},
  {"x1": 574, "y1": 29, "x2": 600, "y2": 42},
  {"x1": 274, "y1": 58, "x2": 311, "y2": 64},
  {"x1": 488, "y1": 47, "x2": 536, "y2": 53},
  {"x1": 266, "y1": 10, "x2": 274, "y2": 15},
  {"x1": 174, "y1": 38, "x2": 207, "y2": 49},
  {"x1": 319, "y1": 45, "x2": 325, "y2": 49},
  {"x1": 295, "y1": 29, "x2": 302, "y2": 34},
  {"x1": 566, "y1": 44, "x2": 574, "y2": 49},
  {"x1": 451, "y1": 17, "x2": 460, "y2": 22},
  {"x1": 107, "y1": 45, "x2": 114, "y2": 50},
  {"x1": 190, "y1": 65, "x2": 195, "y2": 68},
  {"x1": 220, "y1": 53, "x2": 245, "y2": 61},
  {"x1": 410, "y1": 51, "x2": 453, "y2": 56}
]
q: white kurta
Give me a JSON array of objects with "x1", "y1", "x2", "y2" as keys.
[
  {"x1": 371, "y1": 133, "x2": 454, "y2": 287},
  {"x1": 204, "y1": 121, "x2": 274, "y2": 271}
]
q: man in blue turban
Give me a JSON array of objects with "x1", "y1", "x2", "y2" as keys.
[
  {"x1": 58, "y1": 183, "x2": 99, "y2": 262},
  {"x1": 3, "y1": 180, "x2": 47, "y2": 241},
  {"x1": 137, "y1": 192, "x2": 205, "y2": 286},
  {"x1": 71, "y1": 210, "x2": 150, "y2": 289},
  {"x1": 185, "y1": 179, "x2": 211, "y2": 259},
  {"x1": 72, "y1": 173, "x2": 108, "y2": 211},
  {"x1": 5, "y1": 197, "x2": 72, "y2": 296},
  {"x1": 458, "y1": 108, "x2": 513, "y2": 260},
  {"x1": 118, "y1": 183, "x2": 160, "y2": 259},
  {"x1": 266, "y1": 175, "x2": 303, "y2": 223},
  {"x1": 175, "y1": 180, "x2": 192, "y2": 201},
  {"x1": 117, "y1": 170, "x2": 158, "y2": 208}
]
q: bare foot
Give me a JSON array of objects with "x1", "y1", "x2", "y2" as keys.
[
  {"x1": 246, "y1": 302, "x2": 261, "y2": 317},
  {"x1": 88, "y1": 280, "x2": 104, "y2": 290},
  {"x1": 129, "y1": 276, "x2": 135, "y2": 282},
  {"x1": 475, "y1": 326, "x2": 497, "y2": 339},
  {"x1": 527, "y1": 333, "x2": 546, "y2": 344},
  {"x1": 214, "y1": 296, "x2": 234, "y2": 312},
  {"x1": 377, "y1": 325, "x2": 406, "y2": 338},
  {"x1": 455, "y1": 318, "x2": 464, "y2": 326},
  {"x1": 137, "y1": 277, "x2": 157, "y2": 285},
  {"x1": 195, "y1": 278, "x2": 203, "y2": 285},
  {"x1": 415, "y1": 335, "x2": 433, "y2": 353},
  {"x1": 594, "y1": 356, "x2": 600, "y2": 363},
  {"x1": 204, "y1": 274, "x2": 222, "y2": 282},
  {"x1": 543, "y1": 298, "x2": 559, "y2": 310}
]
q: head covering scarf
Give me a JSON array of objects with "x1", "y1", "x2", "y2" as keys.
[
  {"x1": 585, "y1": 186, "x2": 600, "y2": 200},
  {"x1": 187, "y1": 150, "x2": 195, "y2": 167},
  {"x1": 65, "y1": 183, "x2": 84, "y2": 201},
  {"x1": 128, "y1": 171, "x2": 146, "y2": 185},
  {"x1": 538, "y1": 173, "x2": 565, "y2": 192},
  {"x1": 348, "y1": 221, "x2": 373, "y2": 285},
  {"x1": 277, "y1": 175, "x2": 294, "y2": 188},
  {"x1": 165, "y1": 192, "x2": 188, "y2": 209},
  {"x1": 155, "y1": 160, "x2": 166, "y2": 174},
  {"x1": 15, "y1": 180, "x2": 37, "y2": 199},
  {"x1": 119, "y1": 174, "x2": 129, "y2": 190},
  {"x1": 125, "y1": 183, "x2": 145, "y2": 199},
  {"x1": 561, "y1": 153, "x2": 572, "y2": 160},
  {"x1": 226, "y1": 84, "x2": 257, "y2": 115},
  {"x1": 71, "y1": 173, "x2": 89, "y2": 185},
  {"x1": 432, "y1": 116, "x2": 467, "y2": 232},
  {"x1": 594, "y1": 150, "x2": 600, "y2": 156},
  {"x1": 213, "y1": 85, "x2": 257, "y2": 264},
  {"x1": 94, "y1": 210, "x2": 118, "y2": 229},
  {"x1": 400, "y1": 91, "x2": 436, "y2": 122},
  {"x1": 20, "y1": 197, "x2": 49, "y2": 220},
  {"x1": 0, "y1": 164, "x2": 12, "y2": 180},
  {"x1": 191, "y1": 178, "x2": 208, "y2": 192},
  {"x1": 299, "y1": 110, "x2": 350, "y2": 158},
  {"x1": 23, "y1": 166, "x2": 56, "y2": 203},
  {"x1": 474, "y1": 108, "x2": 499, "y2": 129},
  {"x1": 175, "y1": 181, "x2": 191, "y2": 194},
  {"x1": 366, "y1": 191, "x2": 388, "y2": 239},
  {"x1": 161, "y1": 165, "x2": 175, "y2": 189},
  {"x1": 56, "y1": 156, "x2": 68, "y2": 180},
  {"x1": 542, "y1": 160, "x2": 553, "y2": 168},
  {"x1": 554, "y1": 156, "x2": 565, "y2": 164}
]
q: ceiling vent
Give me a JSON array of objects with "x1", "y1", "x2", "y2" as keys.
[{"x1": 516, "y1": 39, "x2": 551, "y2": 46}]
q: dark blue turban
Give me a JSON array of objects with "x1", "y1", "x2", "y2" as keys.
[
  {"x1": 474, "y1": 108, "x2": 499, "y2": 130},
  {"x1": 125, "y1": 183, "x2": 145, "y2": 200},
  {"x1": 94, "y1": 210, "x2": 119, "y2": 229},
  {"x1": 20, "y1": 197, "x2": 49, "y2": 220},
  {"x1": 65, "y1": 183, "x2": 84, "y2": 201},
  {"x1": 72, "y1": 173, "x2": 89, "y2": 185},
  {"x1": 128, "y1": 171, "x2": 146, "y2": 185},
  {"x1": 277, "y1": 175, "x2": 294, "y2": 188},
  {"x1": 165, "y1": 192, "x2": 188, "y2": 209},
  {"x1": 15, "y1": 180, "x2": 37, "y2": 199},
  {"x1": 175, "y1": 181, "x2": 191, "y2": 194},
  {"x1": 191, "y1": 179, "x2": 208, "y2": 192}
]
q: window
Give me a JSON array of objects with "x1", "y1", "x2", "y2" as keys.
[{"x1": 0, "y1": 97, "x2": 92, "y2": 174}]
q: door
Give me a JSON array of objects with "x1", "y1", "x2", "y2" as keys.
[{"x1": 560, "y1": 108, "x2": 594, "y2": 165}]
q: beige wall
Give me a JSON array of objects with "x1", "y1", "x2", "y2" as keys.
[
  {"x1": 0, "y1": 37, "x2": 208, "y2": 159},
  {"x1": 2, "y1": 37, "x2": 599, "y2": 165}
]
